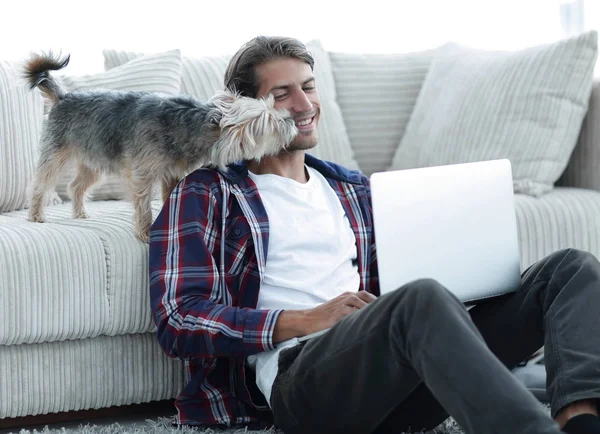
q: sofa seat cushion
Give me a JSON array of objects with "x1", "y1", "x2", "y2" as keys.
[
  {"x1": 515, "y1": 187, "x2": 600, "y2": 269},
  {"x1": 3, "y1": 188, "x2": 597, "y2": 345},
  {"x1": 0, "y1": 200, "x2": 163, "y2": 345}
]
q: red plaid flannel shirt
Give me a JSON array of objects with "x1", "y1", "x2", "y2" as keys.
[{"x1": 148, "y1": 154, "x2": 379, "y2": 428}]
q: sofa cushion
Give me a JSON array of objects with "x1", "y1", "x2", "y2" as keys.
[
  {"x1": 102, "y1": 40, "x2": 361, "y2": 171},
  {"x1": 3, "y1": 187, "x2": 597, "y2": 345},
  {"x1": 329, "y1": 48, "x2": 437, "y2": 176},
  {"x1": 0, "y1": 213, "x2": 109, "y2": 345},
  {"x1": 558, "y1": 80, "x2": 600, "y2": 192},
  {"x1": 0, "y1": 200, "x2": 163, "y2": 345},
  {"x1": 53, "y1": 50, "x2": 183, "y2": 202},
  {"x1": 390, "y1": 31, "x2": 599, "y2": 197},
  {"x1": 0, "y1": 333, "x2": 184, "y2": 418},
  {"x1": 0, "y1": 60, "x2": 62, "y2": 213},
  {"x1": 515, "y1": 187, "x2": 600, "y2": 269}
]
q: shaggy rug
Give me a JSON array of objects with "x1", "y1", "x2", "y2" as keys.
[
  {"x1": 14, "y1": 416, "x2": 464, "y2": 434},
  {"x1": 14, "y1": 404, "x2": 552, "y2": 434}
]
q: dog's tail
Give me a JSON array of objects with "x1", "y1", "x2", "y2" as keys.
[{"x1": 23, "y1": 51, "x2": 70, "y2": 105}]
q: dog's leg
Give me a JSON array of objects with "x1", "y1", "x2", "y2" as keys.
[
  {"x1": 28, "y1": 145, "x2": 72, "y2": 223},
  {"x1": 128, "y1": 175, "x2": 154, "y2": 243},
  {"x1": 161, "y1": 177, "x2": 180, "y2": 203},
  {"x1": 68, "y1": 163, "x2": 101, "y2": 219}
]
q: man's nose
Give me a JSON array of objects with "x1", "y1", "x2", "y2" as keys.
[{"x1": 292, "y1": 90, "x2": 314, "y2": 113}]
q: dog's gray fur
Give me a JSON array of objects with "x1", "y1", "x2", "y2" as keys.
[{"x1": 23, "y1": 52, "x2": 298, "y2": 242}]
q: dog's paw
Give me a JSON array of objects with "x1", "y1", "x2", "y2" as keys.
[
  {"x1": 73, "y1": 210, "x2": 89, "y2": 219},
  {"x1": 28, "y1": 214, "x2": 46, "y2": 223}
]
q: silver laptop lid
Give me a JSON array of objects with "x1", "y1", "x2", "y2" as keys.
[{"x1": 370, "y1": 159, "x2": 521, "y2": 303}]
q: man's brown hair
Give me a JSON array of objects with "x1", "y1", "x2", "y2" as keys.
[{"x1": 224, "y1": 36, "x2": 314, "y2": 98}]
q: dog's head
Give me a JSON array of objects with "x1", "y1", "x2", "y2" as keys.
[{"x1": 209, "y1": 89, "x2": 298, "y2": 170}]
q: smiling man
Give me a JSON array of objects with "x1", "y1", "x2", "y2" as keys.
[{"x1": 148, "y1": 36, "x2": 600, "y2": 434}]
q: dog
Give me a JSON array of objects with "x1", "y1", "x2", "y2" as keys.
[{"x1": 23, "y1": 52, "x2": 298, "y2": 242}]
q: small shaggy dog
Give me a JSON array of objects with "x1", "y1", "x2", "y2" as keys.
[{"x1": 23, "y1": 52, "x2": 298, "y2": 242}]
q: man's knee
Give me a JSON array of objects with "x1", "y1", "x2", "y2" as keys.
[
  {"x1": 548, "y1": 248, "x2": 598, "y2": 267},
  {"x1": 536, "y1": 248, "x2": 600, "y2": 302},
  {"x1": 385, "y1": 278, "x2": 468, "y2": 345},
  {"x1": 389, "y1": 278, "x2": 458, "y2": 311}
]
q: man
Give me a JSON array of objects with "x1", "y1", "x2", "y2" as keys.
[{"x1": 148, "y1": 36, "x2": 600, "y2": 434}]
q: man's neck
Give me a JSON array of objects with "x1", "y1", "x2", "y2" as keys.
[{"x1": 247, "y1": 151, "x2": 309, "y2": 183}]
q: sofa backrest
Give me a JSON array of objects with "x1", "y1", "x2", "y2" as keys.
[
  {"x1": 2, "y1": 40, "x2": 598, "y2": 217},
  {"x1": 331, "y1": 45, "x2": 600, "y2": 193}
]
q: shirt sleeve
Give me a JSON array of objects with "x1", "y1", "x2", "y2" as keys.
[
  {"x1": 363, "y1": 174, "x2": 381, "y2": 297},
  {"x1": 148, "y1": 174, "x2": 283, "y2": 359}
]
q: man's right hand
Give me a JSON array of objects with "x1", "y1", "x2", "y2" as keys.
[{"x1": 272, "y1": 291, "x2": 378, "y2": 344}]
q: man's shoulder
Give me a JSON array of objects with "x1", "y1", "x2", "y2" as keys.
[
  {"x1": 305, "y1": 154, "x2": 369, "y2": 187},
  {"x1": 181, "y1": 167, "x2": 225, "y2": 186}
]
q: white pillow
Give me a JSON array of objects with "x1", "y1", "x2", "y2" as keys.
[
  {"x1": 329, "y1": 48, "x2": 438, "y2": 176},
  {"x1": 389, "y1": 31, "x2": 599, "y2": 197},
  {"x1": 0, "y1": 60, "x2": 61, "y2": 213},
  {"x1": 103, "y1": 40, "x2": 361, "y2": 171},
  {"x1": 53, "y1": 50, "x2": 182, "y2": 201}
]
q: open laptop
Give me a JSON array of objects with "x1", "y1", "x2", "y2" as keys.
[
  {"x1": 298, "y1": 159, "x2": 522, "y2": 343},
  {"x1": 370, "y1": 158, "x2": 522, "y2": 304}
]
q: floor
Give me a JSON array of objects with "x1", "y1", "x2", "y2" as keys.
[
  {"x1": 1, "y1": 359, "x2": 548, "y2": 433},
  {"x1": 0, "y1": 406, "x2": 176, "y2": 433}
]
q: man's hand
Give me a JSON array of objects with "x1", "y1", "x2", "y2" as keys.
[{"x1": 272, "y1": 291, "x2": 378, "y2": 344}]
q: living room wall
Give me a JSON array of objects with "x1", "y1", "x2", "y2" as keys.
[{"x1": 2, "y1": 0, "x2": 596, "y2": 75}]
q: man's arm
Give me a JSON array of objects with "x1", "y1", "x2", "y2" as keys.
[
  {"x1": 273, "y1": 291, "x2": 378, "y2": 342},
  {"x1": 272, "y1": 311, "x2": 308, "y2": 343},
  {"x1": 148, "y1": 173, "x2": 285, "y2": 359}
]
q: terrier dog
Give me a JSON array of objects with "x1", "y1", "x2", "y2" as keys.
[{"x1": 23, "y1": 52, "x2": 298, "y2": 242}]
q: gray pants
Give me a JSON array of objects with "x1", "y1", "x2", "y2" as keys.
[{"x1": 270, "y1": 248, "x2": 600, "y2": 434}]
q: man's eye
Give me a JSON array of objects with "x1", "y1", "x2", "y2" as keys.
[
  {"x1": 303, "y1": 86, "x2": 316, "y2": 92},
  {"x1": 274, "y1": 94, "x2": 287, "y2": 100}
]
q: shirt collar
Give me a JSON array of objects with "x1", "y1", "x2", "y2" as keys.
[{"x1": 216, "y1": 153, "x2": 364, "y2": 185}]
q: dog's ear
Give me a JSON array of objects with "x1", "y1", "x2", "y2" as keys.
[
  {"x1": 209, "y1": 89, "x2": 238, "y2": 114},
  {"x1": 210, "y1": 109, "x2": 273, "y2": 169},
  {"x1": 260, "y1": 93, "x2": 276, "y2": 109},
  {"x1": 206, "y1": 108, "x2": 222, "y2": 126}
]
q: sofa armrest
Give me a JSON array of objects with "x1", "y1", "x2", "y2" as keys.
[{"x1": 559, "y1": 80, "x2": 600, "y2": 191}]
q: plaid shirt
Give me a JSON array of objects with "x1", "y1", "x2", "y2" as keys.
[{"x1": 148, "y1": 154, "x2": 379, "y2": 429}]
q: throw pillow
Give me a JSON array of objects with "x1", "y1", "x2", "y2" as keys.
[
  {"x1": 53, "y1": 50, "x2": 182, "y2": 201},
  {"x1": 0, "y1": 60, "x2": 62, "y2": 213},
  {"x1": 389, "y1": 31, "x2": 599, "y2": 197},
  {"x1": 329, "y1": 48, "x2": 438, "y2": 176},
  {"x1": 103, "y1": 39, "x2": 361, "y2": 171}
]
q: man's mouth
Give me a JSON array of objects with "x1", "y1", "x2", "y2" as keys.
[{"x1": 295, "y1": 115, "x2": 316, "y2": 129}]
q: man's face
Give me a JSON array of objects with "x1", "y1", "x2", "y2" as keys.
[{"x1": 255, "y1": 57, "x2": 320, "y2": 151}]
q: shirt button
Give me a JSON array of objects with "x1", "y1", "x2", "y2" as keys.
[{"x1": 234, "y1": 228, "x2": 241, "y2": 236}]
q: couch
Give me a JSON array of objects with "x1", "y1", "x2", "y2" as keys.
[{"x1": 1, "y1": 31, "x2": 599, "y2": 421}]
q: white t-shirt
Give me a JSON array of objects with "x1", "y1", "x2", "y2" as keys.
[{"x1": 246, "y1": 165, "x2": 360, "y2": 405}]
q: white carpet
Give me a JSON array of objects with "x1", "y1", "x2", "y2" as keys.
[
  {"x1": 14, "y1": 416, "x2": 464, "y2": 434},
  {"x1": 14, "y1": 403, "x2": 553, "y2": 434}
]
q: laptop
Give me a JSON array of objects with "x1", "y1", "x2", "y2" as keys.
[
  {"x1": 370, "y1": 158, "x2": 522, "y2": 304},
  {"x1": 297, "y1": 159, "x2": 522, "y2": 343}
]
